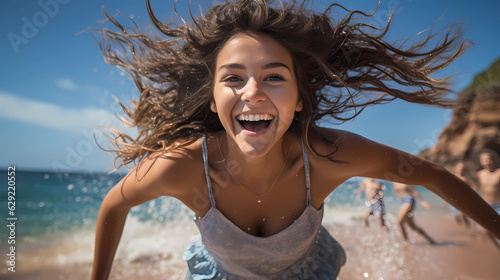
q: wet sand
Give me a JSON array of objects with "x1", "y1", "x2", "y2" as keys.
[
  {"x1": 331, "y1": 214, "x2": 500, "y2": 280},
  {"x1": 2, "y1": 214, "x2": 499, "y2": 280}
]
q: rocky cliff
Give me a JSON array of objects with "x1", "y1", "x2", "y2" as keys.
[{"x1": 420, "y1": 57, "x2": 500, "y2": 176}]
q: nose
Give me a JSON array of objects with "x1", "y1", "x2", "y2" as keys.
[{"x1": 240, "y1": 77, "x2": 265, "y2": 105}]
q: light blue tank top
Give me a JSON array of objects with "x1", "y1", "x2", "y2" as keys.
[{"x1": 183, "y1": 136, "x2": 346, "y2": 279}]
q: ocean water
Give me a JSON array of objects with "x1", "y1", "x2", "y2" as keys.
[{"x1": 0, "y1": 170, "x2": 447, "y2": 274}]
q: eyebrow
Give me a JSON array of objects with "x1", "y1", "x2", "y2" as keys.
[
  {"x1": 218, "y1": 62, "x2": 291, "y2": 72},
  {"x1": 262, "y1": 62, "x2": 291, "y2": 71}
]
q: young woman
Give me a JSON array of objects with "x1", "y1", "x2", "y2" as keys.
[
  {"x1": 393, "y1": 182, "x2": 436, "y2": 244},
  {"x1": 91, "y1": 1, "x2": 500, "y2": 279}
]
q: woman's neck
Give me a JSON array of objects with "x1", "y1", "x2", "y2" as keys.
[{"x1": 219, "y1": 133, "x2": 293, "y2": 194}]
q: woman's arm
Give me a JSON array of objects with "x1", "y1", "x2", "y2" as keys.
[
  {"x1": 365, "y1": 138, "x2": 498, "y2": 237},
  {"x1": 91, "y1": 151, "x2": 201, "y2": 280},
  {"x1": 91, "y1": 181, "x2": 133, "y2": 280},
  {"x1": 321, "y1": 131, "x2": 500, "y2": 238}
]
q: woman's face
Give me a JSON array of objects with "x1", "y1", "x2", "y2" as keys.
[{"x1": 212, "y1": 32, "x2": 302, "y2": 157}]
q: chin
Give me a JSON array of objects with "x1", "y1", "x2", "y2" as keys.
[{"x1": 234, "y1": 134, "x2": 274, "y2": 157}]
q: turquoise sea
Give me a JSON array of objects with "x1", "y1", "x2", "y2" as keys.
[{"x1": 0, "y1": 169, "x2": 447, "y2": 276}]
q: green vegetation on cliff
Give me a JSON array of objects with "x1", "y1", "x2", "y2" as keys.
[{"x1": 464, "y1": 57, "x2": 500, "y2": 92}]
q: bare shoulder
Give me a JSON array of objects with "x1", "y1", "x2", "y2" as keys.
[
  {"x1": 494, "y1": 169, "x2": 500, "y2": 177},
  {"x1": 477, "y1": 169, "x2": 491, "y2": 178},
  {"x1": 310, "y1": 127, "x2": 389, "y2": 172},
  {"x1": 306, "y1": 128, "x2": 373, "y2": 185},
  {"x1": 312, "y1": 127, "x2": 382, "y2": 156},
  {"x1": 312, "y1": 127, "x2": 447, "y2": 185},
  {"x1": 306, "y1": 128, "x2": 387, "y2": 202},
  {"x1": 135, "y1": 139, "x2": 205, "y2": 197},
  {"x1": 311, "y1": 127, "x2": 356, "y2": 153},
  {"x1": 104, "y1": 138, "x2": 206, "y2": 210},
  {"x1": 478, "y1": 169, "x2": 500, "y2": 179}
]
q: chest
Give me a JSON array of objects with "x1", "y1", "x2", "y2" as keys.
[
  {"x1": 210, "y1": 171, "x2": 311, "y2": 237},
  {"x1": 479, "y1": 171, "x2": 500, "y2": 188}
]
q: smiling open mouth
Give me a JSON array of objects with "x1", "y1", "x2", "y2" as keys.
[{"x1": 237, "y1": 114, "x2": 274, "y2": 133}]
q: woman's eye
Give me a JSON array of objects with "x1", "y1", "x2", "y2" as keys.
[
  {"x1": 265, "y1": 75, "x2": 285, "y2": 82},
  {"x1": 222, "y1": 76, "x2": 243, "y2": 83}
]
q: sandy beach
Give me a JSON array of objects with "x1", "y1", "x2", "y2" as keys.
[
  {"x1": 333, "y1": 214, "x2": 500, "y2": 280},
  {"x1": 2, "y1": 212, "x2": 499, "y2": 280}
]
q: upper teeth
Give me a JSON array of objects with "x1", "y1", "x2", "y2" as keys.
[{"x1": 237, "y1": 114, "x2": 273, "y2": 122}]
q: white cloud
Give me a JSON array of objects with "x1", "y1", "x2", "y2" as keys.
[
  {"x1": 55, "y1": 78, "x2": 79, "y2": 91},
  {"x1": 0, "y1": 91, "x2": 132, "y2": 135}
]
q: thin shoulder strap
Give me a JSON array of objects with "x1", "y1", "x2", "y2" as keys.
[
  {"x1": 301, "y1": 137, "x2": 311, "y2": 207},
  {"x1": 201, "y1": 136, "x2": 216, "y2": 207}
]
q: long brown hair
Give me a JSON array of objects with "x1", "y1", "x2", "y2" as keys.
[{"x1": 94, "y1": 0, "x2": 469, "y2": 169}]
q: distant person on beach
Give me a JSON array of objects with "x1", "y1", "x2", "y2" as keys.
[
  {"x1": 449, "y1": 162, "x2": 477, "y2": 228},
  {"x1": 477, "y1": 150, "x2": 500, "y2": 248},
  {"x1": 357, "y1": 178, "x2": 387, "y2": 228},
  {"x1": 90, "y1": 1, "x2": 500, "y2": 279},
  {"x1": 393, "y1": 183, "x2": 436, "y2": 244}
]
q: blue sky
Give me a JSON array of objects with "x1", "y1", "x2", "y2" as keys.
[{"x1": 1, "y1": 0, "x2": 499, "y2": 173}]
